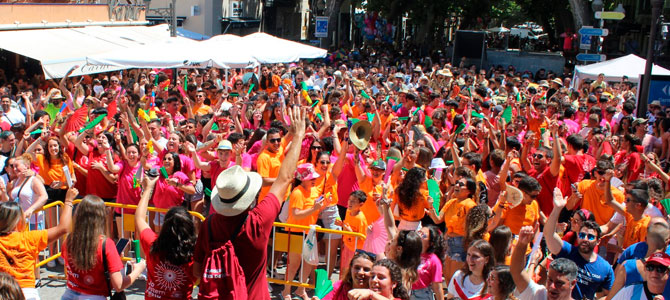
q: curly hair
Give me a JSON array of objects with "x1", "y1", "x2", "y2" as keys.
[
  {"x1": 150, "y1": 206, "x2": 196, "y2": 265},
  {"x1": 374, "y1": 259, "x2": 410, "y2": 300},
  {"x1": 396, "y1": 167, "x2": 426, "y2": 215},
  {"x1": 464, "y1": 204, "x2": 490, "y2": 249}
]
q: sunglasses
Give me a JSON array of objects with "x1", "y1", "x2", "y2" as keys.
[
  {"x1": 311, "y1": 145, "x2": 322, "y2": 150},
  {"x1": 319, "y1": 160, "x2": 330, "y2": 165},
  {"x1": 595, "y1": 169, "x2": 606, "y2": 176},
  {"x1": 578, "y1": 232, "x2": 597, "y2": 241},
  {"x1": 269, "y1": 138, "x2": 281, "y2": 144},
  {"x1": 645, "y1": 264, "x2": 669, "y2": 274},
  {"x1": 532, "y1": 153, "x2": 544, "y2": 159},
  {"x1": 355, "y1": 249, "x2": 377, "y2": 260},
  {"x1": 456, "y1": 181, "x2": 466, "y2": 187},
  {"x1": 111, "y1": 80, "x2": 119, "y2": 83}
]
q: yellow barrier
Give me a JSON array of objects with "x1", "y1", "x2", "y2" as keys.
[
  {"x1": 30, "y1": 201, "x2": 365, "y2": 290},
  {"x1": 267, "y1": 222, "x2": 366, "y2": 289}
]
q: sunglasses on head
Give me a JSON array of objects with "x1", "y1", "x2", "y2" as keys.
[
  {"x1": 355, "y1": 249, "x2": 377, "y2": 260},
  {"x1": 578, "y1": 232, "x2": 597, "y2": 241},
  {"x1": 645, "y1": 264, "x2": 669, "y2": 274}
]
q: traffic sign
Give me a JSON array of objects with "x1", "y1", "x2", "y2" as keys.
[
  {"x1": 578, "y1": 27, "x2": 609, "y2": 36},
  {"x1": 315, "y1": 16, "x2": 328, "y2": 38},
  {"x1": 576, "y1": 53, "x2": 606, "y2": 62},
  {"x1": 595, "y1": 11, "x2": 625, "y2": 20}
]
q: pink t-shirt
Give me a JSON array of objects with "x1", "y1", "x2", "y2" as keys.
[
  {"x1": 336, "y1": 153, "x2": 359, "y2": 207},
  {"x1": 412, "y1": 253, "x2": 443, "y2": 290},
  {"x1": 158, "y1": 149, "x2": 197, "y2": 180},
  {"x1": 115, "y1": 160, "x2": 142, "y2": 214},
  {"x1": 152, "y1": 171, "x2": 190, "y2": 209}
]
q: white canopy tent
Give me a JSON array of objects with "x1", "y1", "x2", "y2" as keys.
[
  {"x1": 240, "y1": 32, "x2": 328, "y2": 63},
  {"x1": 86, "y1": 37, "x2": 258, "y2": 69},
  {"x1": 0, "y1": 24, "x2": 182, "y2": 79},
  {"x1": 573, "y1": 54, "x2": 670, "y2": 86}
]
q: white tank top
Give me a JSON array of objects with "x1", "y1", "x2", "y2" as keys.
[{"x1": 10, "y1": 177, "x2": 42, "y2": 225}]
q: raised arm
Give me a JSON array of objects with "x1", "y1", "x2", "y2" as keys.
[
  {"x1": 46, "y1": 188, "x2": 77, "y2": 243},
  {"x1": 73, "y1": 129, "x2": 91, "y2": 156},
  {"x1": 603, "y1": 170, "x2": 625, "y2": 216},
  {"x1": 510, "y1": 225, "x2": 535, "y2": 294},
  {"x1": 187, "y1": 143, "x2": 211, "y2": 172},
  {"x1": 544, "y1": 187, "x2": 566, "y2": 255},
  {"x1": 331, "y1": 139, "x2": 348, "y2": 178},
  {"x1": 549, "y1": 122, "x2": 561, "y2": 177},
  {"x1": 268, "y1": 106, "x2": 306, "y2": 202}
]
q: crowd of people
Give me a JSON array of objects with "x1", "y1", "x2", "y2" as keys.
[{"x1": 0, "y1": 50, "x2": 668, "y2": 300}]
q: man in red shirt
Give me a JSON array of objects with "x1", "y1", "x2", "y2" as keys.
[
  {"x1": 193, "y1": 107, "x2": 306, "y2": 300},
  {"x1": 559, "y1": 134, "x2": 595, "y2": 197},
  {"x1": 523, "y1": 122, "x2": 561, "y2": 219}
]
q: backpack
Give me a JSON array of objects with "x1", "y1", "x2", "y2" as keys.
[{"x1": 198, "y1": 214, "x2": 249, "y2": 300}]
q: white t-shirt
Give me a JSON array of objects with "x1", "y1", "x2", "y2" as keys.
[
  {"x1": 447, "y1": 270, "x2": 485, "y2": 299},
  {"x1": 611, "y1": 284, "x2": 651, "y2": 300},
  {"x1": 515, "y1": 280, "x2": 547, "y2": 300},
  {"x1": 1, "y1": 108, "x2": 24, "y2": 125}
]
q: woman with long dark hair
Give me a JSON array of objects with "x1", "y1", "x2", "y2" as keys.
[
  {"x1": 446, "y1": 239, "x2": 495, "y2": 299},
  {"x1": 411, "y1": 225, "x2": 446, "y2": 300},
  {"x1": 151, "y1": 152, "x2": 195, "y2": 232},
  {"x1": 489, "y1": 225, "x2": 513, "y2": 265},
  {"x1": 134, "y1": 175, "x2": 196, "y2": 299},
  {"x1": 61, "y1": 194, "x2": 146, "y2": 300},
  {"x1": 427, "y1": 176, "x2": 478, "y2": 284},
  {"x1": 321, "y1": 251, "x2": 374, "y2": 300},
  {"x1": 393, "y1": 167, "x2": 431, "y2": 231},
  {"x1": 259, "y1": 66, "x2": 280, "y2": 94},
  {"x1": 347, "y1": 259, "x2": 410, "y2": 300}
]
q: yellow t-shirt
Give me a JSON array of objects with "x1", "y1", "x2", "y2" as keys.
[
  {"x1": 359, "y1": 177, "x2": 388, "y2": 223},
  {"x1": 622, "y1": 212, "x2": 650, "y2": 249},
  {"x1": 393, "y1": 186, "x2": 431, "y2": 222},
  {"x1": 314, "y1": 169, "x2": 338, "y2": 207},
  {"x1": 440, "y1": 197, "x2": 477, "y2": 236},
  {"x1": 0, "y1": 230, "x2": 48, "y2": 288}
]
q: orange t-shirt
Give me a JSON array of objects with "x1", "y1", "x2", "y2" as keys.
[
  {"x1": 359, "y1": 177, "x2": 388, "y2": 223},
  {"x1": 286, "y1": 185, "x2": 320, "y2": 231},
  {"x1": 343, "y1": 211, "x2": 368, "y2": 250},
  {"x1": 577, "y1": 179, "x2": 625, "y2": 225},
  {"x1": 393, "y1": 186, "x2": 431, "y2": 222},
  {"x1": 256, "y1": 144, "x2": 286, "y2": 202},
  {"x1": 35, "y1": 154, "x2": 75, "y2": 188},
  {"x1": 314, "y1": 169, "x2": 338, "y2": 207},
  {"x1": 498, "y1": 200, "x2": 540, "y2": 235},
  {"x1": 193, "y1": 104, "x2": 212, "y2": 116},
  {"x1": 440, "y1": 197, "x2": 477, "y2": 236},
  {"x1": 622, "y1": 212, "x2": 650, "y2": 248},
  {"x1": 0, "y1": 230, "x2": 48, "y2": 288}
]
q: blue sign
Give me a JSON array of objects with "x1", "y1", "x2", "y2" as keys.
[
  {"x1": 578, "y1": 27, "x2": 608, "y2": 36},
  {"x1": 648, "y1": 75, "x2": 670, "y2": 107},
  {"x1": 576, "y1": 53, "x2": 606, "y2": 62},
  {"x1": 580, "y1": 34, "x2": 592, "y2": 50},
  {"x1": 315, "y1": 16, "x2": 328, "y2": 38}
]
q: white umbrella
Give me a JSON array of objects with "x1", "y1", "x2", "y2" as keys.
[
  {"x1": 487, "y1": 26, "x2": 510, "y2": 33},
  {"x1": 241, "y1": 32, "x2": 327, "y2": 63},
  {"x1": 86, "y1": 38, "x2": 212, "y2": 69}
]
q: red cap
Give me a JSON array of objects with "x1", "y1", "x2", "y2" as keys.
[{"x1": 646, "y1": 252, "x2": 670, "y2": 267}]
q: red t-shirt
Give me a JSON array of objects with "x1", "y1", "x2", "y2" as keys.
[
  {"x1": 559, "y1": 154, "x2": 595, "y2": 197},
  {"x1": 533, "y1": 166, "x2": 560, "y2": 217},
  {"x1": 140, "y1": 228, "x2": 194, "y2": 300},
  {"x1": 63, "y1": 237, "x2": 123, "y2": 296},
  {"x1": 66, "y1": 143, "x2": 89, "y2": 194},
  {"x1": 194, "y1": 193, "x2": 280, "y2": 300},
  {"x1": 86, "y1": 148, "x2": 118, "y2": 199}
]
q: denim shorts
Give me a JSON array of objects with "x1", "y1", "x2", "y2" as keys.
[
  {"x1": 319, "y1": 205, "x2": 342, "y2": 239},
  {"x1": 411, "y1": 287, "x2": 435, "y2": 300},
  {"x1": 446, "y1": 236, "x2": 466, "y2": 262}
]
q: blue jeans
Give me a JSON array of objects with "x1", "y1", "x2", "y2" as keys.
[
  {"x1": 61, "y1": 288, "x2": 107, "y2": 300},
  {"x1": 446, "y1": 236, "x2": 466, "y2": 262}
]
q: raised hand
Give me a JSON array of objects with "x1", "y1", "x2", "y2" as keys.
[
  {"x1": 553, "y1": 187, "x2": 567, "y2": 209},
  {"x1": 287, "y1": 106, "x2": 306, "y2": 137},
  {"x1": 518, "y1": 225, "x2": 535, "y2": 245}
]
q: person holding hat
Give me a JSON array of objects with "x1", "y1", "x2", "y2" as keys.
[
  {"x1": 193, "y1": 106, "x2": 306, "y2": 300},
  {"x1": 611, "y1": 252, "x2": 670, "y2": 300},
  {"x1": 281, "y1": 163, "x2": 325, "y2": 300}
]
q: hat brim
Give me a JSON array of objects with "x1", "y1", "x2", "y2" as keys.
[{"x1": 211, "y1": 171, "x2": 263, "y2": 216}]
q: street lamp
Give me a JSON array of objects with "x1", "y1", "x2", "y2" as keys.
[
  {"x1": 144, "y1": 0, "x2": 177, "y2": 37},
  {"x1": 639, "y1": 0, "x2": 664, "y2": 117}
]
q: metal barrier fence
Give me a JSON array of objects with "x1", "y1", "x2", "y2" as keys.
[
  {"x1": 268, "y1": 222, "x2": 366, "y2": 289},
  {"x1": 29, "y1": 202, "x2": 365, "y2": 290}
]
